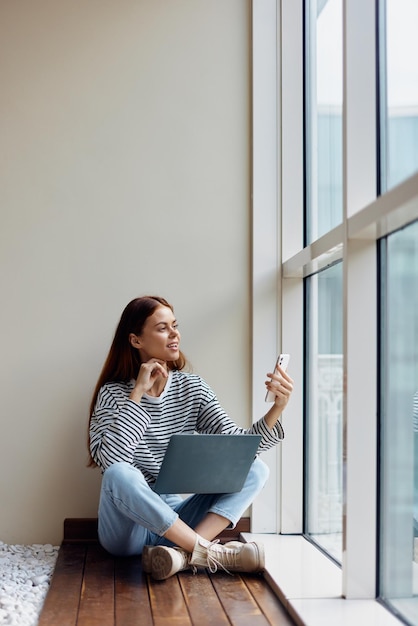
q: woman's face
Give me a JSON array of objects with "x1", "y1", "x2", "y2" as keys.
[{"x1": 131, "y1": 305, "x2": 181, "y2": 363}]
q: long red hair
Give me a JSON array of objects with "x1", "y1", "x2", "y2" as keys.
[{"x1": 87, "y1": 296, "x2": 187, "y2": 467}]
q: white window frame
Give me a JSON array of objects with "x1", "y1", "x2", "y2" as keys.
[{"x1": 251, "y1": 0, "x2": 281, "y2": 534}]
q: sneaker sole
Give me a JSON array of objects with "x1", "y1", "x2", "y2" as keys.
[{"x1": 151, "y1": 546, "x2": 178, "y2": 581}]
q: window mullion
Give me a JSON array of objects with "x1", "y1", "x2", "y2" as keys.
[
  {"x1": 251, "y1": 0, "x2": 280, "y2": 534},
  {"x1": 280, "y1": 0, "x2": 305, "y2": 535},
  {"x1": 342, "y1": 0, "x2": 378, "y2": 598}
]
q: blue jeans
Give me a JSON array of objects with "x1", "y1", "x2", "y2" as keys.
[{"x1": 97, "y1": 457, "x2": 269, "y2": 556}]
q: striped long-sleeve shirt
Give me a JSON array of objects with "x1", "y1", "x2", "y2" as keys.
[{"x1": 90, "y1": 370, "x2": 284, "y2": 486}]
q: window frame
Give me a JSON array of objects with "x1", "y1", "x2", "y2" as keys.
[{"x1": 252, "y1": 0, "x2": 418, "y2": 609}]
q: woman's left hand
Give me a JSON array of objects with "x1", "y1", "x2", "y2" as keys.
[{"x1": 265, "y1": 365, "x2": 294, "y2": 414}]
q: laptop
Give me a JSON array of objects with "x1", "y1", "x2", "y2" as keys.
[{"x1": 152, "y1": 433, "x2": 262, "y2": 495}]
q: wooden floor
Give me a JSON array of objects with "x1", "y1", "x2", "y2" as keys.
[
  {"x1": 39, "y1": 543, "x2": 294, "y2": 626},
  {"x1": 39, "y1": 536, "x2": 296, "y2": 625}
]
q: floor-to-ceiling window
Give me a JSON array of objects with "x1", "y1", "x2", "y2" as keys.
[
  {"x1": 305, "y1": 262, "x2": 343, "y2": 562},
  {"x1": 379, "y1": 220, "x2": 418, "y2": 625},
  {"x1": 378, "y1": 1, "x2": 418, "y2": 623},
  {"x1": 253, "y1": 0, "x2": 418, "y2": 621},
  {"x1": 278, "y1": 0, "x2": 418, "y2": 622},
  {"x1": 304, "y1": 0, "x2": 343, "y2": 563}
]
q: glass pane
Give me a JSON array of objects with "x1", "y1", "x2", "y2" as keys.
[
  {"x1": 305, "y1": 0, "x2": 343, "y2": 243},
  {"x1": 379, "y1": 219, "x2": 418, "y2": 624},
  {"x1": 305, "y1": 262, "x2": 343, "y2": 562},
  {"x1": 380, "y1": 0, "x2": 418, "y2": 191}
]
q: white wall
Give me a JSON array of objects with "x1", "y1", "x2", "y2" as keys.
[{"x1": 0, "y1": 0, "x2": 251, "y2": 544}]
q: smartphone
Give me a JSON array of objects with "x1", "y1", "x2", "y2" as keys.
[{"x1": 265, "y1": 353, "x2": 290, "y2": 402}]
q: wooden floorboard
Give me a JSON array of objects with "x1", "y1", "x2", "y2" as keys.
[
  {"x1": 40, "y1": 542, "x2": 296, "y2": 626},
  {"x1": 179, "y1": 570, "x2": 230, "y2": 626},
  {"x1": 114, "y1": 555, "x2": 153, "y2": 626},
  {"x1": 149, "y1": 574, "x2": 193, "y2": 626},
  {"x1": 38, "y1": 543, "x2": 86, "y2": 626},
  {"x1": 211, "y1": 572, "x2": 271, "y2": 626},
  {"x1": 77, "y1": 543, "x2": 115, "y2": 626}
]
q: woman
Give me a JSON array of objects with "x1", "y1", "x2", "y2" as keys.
[{"x1": 88, "y1": 296, "x2": 293, "y2": 580}]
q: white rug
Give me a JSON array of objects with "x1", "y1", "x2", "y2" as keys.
[{"x1": 0, "y1": 542, "x2": 59, "y2": 626}]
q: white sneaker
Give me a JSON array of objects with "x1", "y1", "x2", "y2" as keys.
[{"x1": 190, "y1": 538, "x2": 265, "y2": 574}]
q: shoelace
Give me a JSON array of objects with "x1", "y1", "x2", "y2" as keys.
[{"x1": 205, "y1": 544, "x2": 237, "y2": 575}]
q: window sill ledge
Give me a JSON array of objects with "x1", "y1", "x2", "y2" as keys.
[{"x1": 243, "y1": 533, "x2": 401, "y2": 626}]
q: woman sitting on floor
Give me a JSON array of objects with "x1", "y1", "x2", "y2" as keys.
[{"x1": 88, "y1": 296, "x2": 293, "y2": 580}]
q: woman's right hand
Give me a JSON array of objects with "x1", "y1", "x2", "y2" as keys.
[{"x1": 129, "y1": 359, "x2": 168, "y2": 403}]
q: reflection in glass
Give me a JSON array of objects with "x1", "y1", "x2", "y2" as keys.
[
  {"x1": 305, "y1": 0, "x2": 343, "y2": 243},
  {"x1": 379, "y1": 219, "x2": 418, "y2": 624},
  {"x1": 380, "y1": 0, "x2": 418, "y2": 191},
  {"x1": 305, "y1": 262, "x2": 343, "y2": 562}
]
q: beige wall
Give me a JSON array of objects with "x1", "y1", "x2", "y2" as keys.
[{"x1": 0, "y1": 0, "x2": 251, "y2": 544}]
